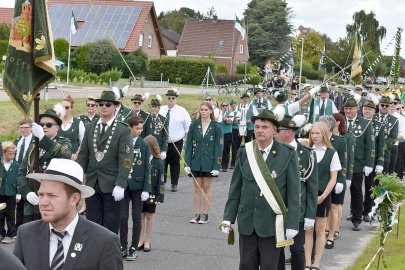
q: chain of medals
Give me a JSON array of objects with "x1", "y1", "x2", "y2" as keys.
[
  {"x1": 151, "y1": 115, "x2": 164, "y2": 135},
  {"x1": 93, "y1": 119, "x2": 118, "y2": 162},
  {"x1": 128, "y1": 147, "x2": 142, "y2": 179}
]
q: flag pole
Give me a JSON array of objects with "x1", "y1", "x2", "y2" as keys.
[
  {"x1": 67, "y1": 16, "x2": 72, "y2": 85},
  {"x1": 244, "y1": 16, "x2": 248, "y2": 90},
  {"x1": 231, "y1": 17, "x2": 236, "y2": 75}
]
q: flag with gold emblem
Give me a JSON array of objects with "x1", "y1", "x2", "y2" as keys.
[
  {"x1": 3, "y1": 0, "x2": 56, "y2": 116},
  {"x1": 350, "y1": 31, "x2": 363, "y2": 85}
]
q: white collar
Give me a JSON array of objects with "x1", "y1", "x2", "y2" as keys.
[
  {"x1": 312, "y1": 144, "x2": 327, "y2": 150},
  {"x1": 1, "y1": 159, "x2": 13, "y2": 166},
  {"x1": 49, "y1": 213, "x2": 79, "y2": 237},
  {"x1": 97, "y1": 117, "x2": 115, "y2": 127},
  {"x1": 346, "y1": 116, "x2": 357, "y2": 122},
  {"x1": 259, "y1": 141, "x2": 273, "y2": 155},
  {"x1": 23, "y1": 134, "x2": 32, "y2": 141},
  {"x1": 289, "y1": 140, "x2": 298, "y2": 150},
  {"x1": 133, "y1": 137, "x2": 138, "y2": 145}
]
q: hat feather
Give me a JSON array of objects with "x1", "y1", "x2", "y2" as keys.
[
  {"x1": 291, "y1": 115, "x2": 306, "y2": 128},
  {"x1": 389, "y1": 94, "x2": 396, "y2": 102},
  {"x1": 302, "y1": 123, "x2": 313, "y2": 134},
  {"x1": 172, "y1": 88, "x2": 179, "y2": 95},
  {"x1": 370, "y1": 95, "x2": 379, "y2": 106},
  {"x1": 53, "y1": 103, "x2": 66, "y2": 119},
  {"x1": 273, "y1": 105, "x2": 285, "y2": 122},
  {"x1": 156, "y1": 95, "x2": 162, "y2": 103},
  {"x1": 111, "y1": 87, "x2": 121, "y2": 101},
  {"x1": 121, "y1": 85, "x2": 129, "y2": 96},
  {"x1": 143, "y1": 92, "x2": 150, "y2": 100},
  {"x1": 274, "y1": 91, "x2": 280, "y2": 98},
  {"x1": 353, "y1": 93, "x2": 361, "y2": 105}
]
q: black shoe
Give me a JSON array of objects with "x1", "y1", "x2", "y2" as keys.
[
  {"x1": 352, "y1": 223, "x2": 361, "y2": 231},
  {"x1": 198, "y1": 213, "x2": 209, "y2": 224},
  {"x1": 363, "y1": 215, "x2": 372, "y2": 223},
  {"x1": 171, "y1": 185, "x2": 177, "y2": 192},
  {"x1": 121, "y1": 246, "x2": 128, "y2": 258},
  {"x1": 325, "y1": 239, "x2": 334, "y2": 249},
  {"x1": 126, "y1": 246, "x2": 138, "y2": 261}
]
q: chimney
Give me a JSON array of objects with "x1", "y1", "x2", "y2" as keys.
[{"x1": 212, "y1": 15, "x2": 218, "y2": 22}]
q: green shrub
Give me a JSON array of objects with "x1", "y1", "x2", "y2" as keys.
[
  {"x1": 54, "y1": 38, "x2": 69, "y2": 63},
  {"x1": 72, "y1": 43, "x2": 93, "y2": 72},
  {"x1": 246, "y1": 75, "x2": 262, "y2": 85},
  {"x1": 0, "y1": 61, "x2": 5, "y2": 73},
  {"x1": 236, "y1": 62, "x2": 252, "y2": 75},
  {"x1": 301, "y1": 76, "x2": 306, "y2": 83},
  {"x1": 57, "y1": 69, "x2": 68, "y2": 81},
  {"x1": 216, "y1": 65, "x2": 228, "y2": 74},
  {"x1": 0, "y1": 40, "x2": 8, "y2": 58},
  {"x1": 147, "y1": 57, "x2": 215, "y2": 85},
  {"x1": 100, "y1": 68, "x2": 122, "y2": 84}
]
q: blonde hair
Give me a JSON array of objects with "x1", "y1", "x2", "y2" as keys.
[
  {"x1": 2, "y1": 141, "x2": 16, "y2": 153},
  {"x1": 309, "y1": 122, "x2": 332, "y2": 148}
]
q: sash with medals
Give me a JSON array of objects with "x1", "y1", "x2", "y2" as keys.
[{"x1": 245, "y1": 141, "x2": 293, "y2": 247}]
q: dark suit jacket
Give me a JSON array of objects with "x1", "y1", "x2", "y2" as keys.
[
  {"x1": 0, "y1": 247, "x2": 26, "y2": 270},
  {"x1": 14, "y1": 136, "x2": 35, "y2": 163},
  {"x1": 13, "y1": 216, "x2": 122, "y2": 270}
]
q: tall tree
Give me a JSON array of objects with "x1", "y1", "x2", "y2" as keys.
[
  {"x1": 291, "y1": 29, "x2": 324, "y2": 70},
  {"x1": 158, "y1": 7, "x2": 203, "y2": 34},
  {"x1": 346, "y1": 10, "x2": 386, "y2": 52},
  {"x1": 245, "y1": 0, "x2": 293, "y2": 67}
]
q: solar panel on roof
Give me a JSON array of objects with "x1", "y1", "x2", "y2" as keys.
[{"x1": 49, "y1": 3, "x2": 141, "y2": 49}]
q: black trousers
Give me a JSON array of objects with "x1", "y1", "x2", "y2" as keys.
[
  {"x1": 15, "y1": 198, "x2": 25, "y2": 229},
  {"x1": 384, "y1": 145, "x2": 398, "y2": 173},
  {"x1": 231, "y1": 129, "x2": 241, "y2": 167},
  {"x1": 0, "y1": 196, "x2": 16, "y2": 237},
  {"x1": 363, "y1": 172, "x2": 375, "y2": 216},
  {"x1": 278, "y1": 222, "x2": 305, "y2": 270},
  {"x1": 395, "y1": 142, "x2": 404, "y2": 179},
  {"x1": 350, "y1": 172, "x2": 364, "y2": 224},
  {"x1": 221, "y1": 133, "x2": 232, "y2": 169},
  {"x1": 85, "y1": 181, "x2": 122, "y2": 234},
  {"x1": 239, "y1": 230, "x2": 280, "y2": 270},
  {"x1": 120, "y1": 189, "x2": 142, "y2": 249},
  {"x1": 164, "y1": 139, "x2": 183, "y2": 185}
]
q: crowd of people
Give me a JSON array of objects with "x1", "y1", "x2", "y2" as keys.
[{"x1": 0, "y1": 83, "x2": 404, "y2": 270}]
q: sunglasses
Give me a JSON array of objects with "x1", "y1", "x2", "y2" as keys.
[
  {"x1": 151, "y1": 105, "x2": 159, "y2": 108},
  {"x1": 39, "y1": 122, "x2": 57, "y2": 128},
  {"x1": 380, "y1": 104, "x2": 390, "y2": 108},
  {"x1": 98, "y1": 102, "x2": 113, "y2": 108},
  {"x1": 167, "y1": 97, "x2": 176, "y2": 100},
  {"x1": 133, "y1": 101, "x2": 142, "y2": 105},
  {"x1": 205, "y1": 99, "x2": 212, "y2": 101},
  {"x1": 86, "y1": 103, "x2": 96, "y2": 107},
  {"x1": 291, "y1": 93, "x2": 297, "y2": 96},
  {"x1": 392, "y1": 102, "x2": 398, "y2": 105},
  {"x1": 221, "y1": 104, "x2": 228, "y2": 107}
]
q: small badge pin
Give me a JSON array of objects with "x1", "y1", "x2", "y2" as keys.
[
  {"x1": 71, "y1": 252, "x2": 76, "y2": 258},
  {"x1": 73, "y1": 243, "x2": 83, "y2": 252},
  {"x1": 271, "y1": 171, "x2": 277, "y2": 178}
]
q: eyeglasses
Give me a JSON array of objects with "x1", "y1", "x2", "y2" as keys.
[
  {"x1": 86, "y1": 103, "x2": 96, "y2": 107},
  {"x1": 98, "y1": 102, "x2": 113, "y2": 108},
  {"x1": 205, "y1": 99, "x2": 212, "y2": 101},
  {"x1": 151, "y1": 105, "x2": 159, "y2": 108},
  {"x1": 65, "y1": 106, "x2": 70, "y2": 110},
  {"x1": 380, "y1": 104, "x2": 390, "y2": 108},
  {"x1": 39, "y1": 122, "x2": 57, "y2": 128},
  {"x1": 291, "y1": 94, "x2": 297, "y2": 96},
  {"x1": 221, "y1": 104, "x2": 228, "y2": 107},
  {"x1": 167, "y1": 97, "x2": 176, "y2": 100},
  {"x1": 132, "y1": 101, "x2": 142, "y2": 105},
  {"x1": 19, "y1": 126, "x2": 31, "y2": 129}
]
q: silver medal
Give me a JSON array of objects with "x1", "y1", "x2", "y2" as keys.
[{"x1": 95, "y1": 151, "x2": 105, "y2": 162}]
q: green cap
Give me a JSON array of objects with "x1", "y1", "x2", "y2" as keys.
[
  {"x1": 95, "y1": 91, "x2": 120, "y2": 105},
  {"x1": 241, "y1": 93, "x2": 250, "y2": 99},
  {"x1": 150, "y1": 98, "x2": 161, "y2": 106},
  {"x1": 131, "y1": 94, "x2": 144, "y2": 101},
  {"x1": 39, "y1": 109, "x2": 62, "y2": 126},
  {"x1": 165, "y1": 89, "x2": 179, "y2": 97},
  {"x1": 380, "y1": 96, "x2": 391, "y2": 104},
  {"x1": 278, "y1": 115, "x2": 299, "y2": 130},
  {"x1": 319, "y1": 85, "x2": 329, "y2": 93},
  {"x1": 363, "y1": 100, "x2": 376, "y2": 109},
  {"x1": 251, "y1": 109, "x2": 280, "y2": 127},
  {"x1": 274, "y1": 91, "x2": 287, "y2": 102},
  {"x1": 344, "y1": 97, "x2": 358, "y2": 108},
  {"x1": 229, "y1": 99, "x2": 236, "y2": 105}
]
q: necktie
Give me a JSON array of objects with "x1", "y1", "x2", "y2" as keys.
[
  {"x1": 260, "y1": 150, "x2": 265, "y2": 155},
  {"x1": 320, "y1": 100, "x2": 325, "y2": 116},
  {"x1": 17, "y1": 138, "x2": 26, "y2": 164},
  {"x1": 380, "y1": 115, "x2": 385, "y2": 123},
  {"x1": 166, "y1": 109, "x2": 171, "y2": 123},
  {"x1": 50, "y1": 230, "x2": 67, "y2": 270},
  {"x1": 100, "y1": 123, "x2": 107, "y2": 138},
  {"x1": 348, "y1": 120, "x2": 353, "y2": 132}
]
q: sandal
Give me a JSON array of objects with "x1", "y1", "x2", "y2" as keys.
[
  {"x1": 325, "y1": 230, "x2": 329, "y2": 238},
  {"x1": 305, "y1": 266, "x2": 311, "y2": 270},
  {"x1": 325, "y1": 239, "x2": 334, "y2": 249},
  {"x1": 333, "y1": 231, "x2": 340, "y2": 240}
]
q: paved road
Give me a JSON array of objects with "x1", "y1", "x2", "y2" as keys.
[{"x1": 0, "y1": 169, "x2": 379, "y2": 270}]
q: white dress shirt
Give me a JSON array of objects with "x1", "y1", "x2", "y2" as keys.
[
  {"x1": 1, "y1": 160, "x2": 12, "y2": 171},
  {"x1": 259, "y1": 141, "x2": 273, "y2": 161},
  {"x1": 312, "y1": 145, "x2": 342, "y2": 171},
  {"x1": 16, "y1": 134, "x2": 32, "y2": 162},
  {"x1": 159, "y1": 104, "x2": 191, "y2": 143},
  {"x1": 392, "y1": 112, "x2": 405, "y2": 145},
  {"x1": 49, "y1": 214, "x2": 79, "y2": 266},
  {"x1": 97, "y1": 117, "x2": 115, "y2": 130},
  {"x1": 61, "y1": 117, "x2": 85, "y2": 144}
]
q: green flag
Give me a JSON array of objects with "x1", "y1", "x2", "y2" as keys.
[{"x1": 3, "y1": 0, "x2": 56, "y2": 116}]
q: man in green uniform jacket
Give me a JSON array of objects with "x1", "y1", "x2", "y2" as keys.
[
  {"x1": 131, "y1": 94, "x2": 152, "y2": 139},
  {"x1": 221, "y1": 109, "x2": 300, "y2": 270},
  {"x1": 112, "y1": 86, "x2": 135, "y2": 123}
]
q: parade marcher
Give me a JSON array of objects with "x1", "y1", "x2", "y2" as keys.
[
  {"x1": 139, "y1": 135, "x2": 165, "y2": 253},
  {"x1": 0, "y1": 247, "x2": 26, "y2": 270},
  {"x1": 185, "y1": 102, "x2": 223, "y2": 224},
  {"x1": 251, "y1": 86, "x2": 271, "y2": 112},
  {"x1": 78, "y1": 96, "x2": 99, "y2": 125},
  {"x1": 314, "y1": 86, "x2": 338, "y2": 121},
  {"x1": 120, "y1": 116, "x2": 151, "y2": 261},
  {"x1": 77, "y1": 90, "x2": 133, "y2": 234},
  {"x1": 362, "y1": 99, "x2": 385, "y2": 222},
  {"x1": 353, "y1": 86, "x2": 367, "y2": 117},
  {"x1": 131, "y1": 93, "x2": 151, "y2": 138},
  {"x1": 344, "y1": 97, "x2": 375, "y2": 231},
  {"x1": 286, "y1": 89, "x2": 298, "y2": 105},
  {"x1": 393, "y1": 99, "x2": 405, "y2": 179},
  {"x1": 305, "y1": 122, "x2": 341, "y2": 270},
  {"x1": 334, "y1": 85, "x2": 350, "y2": 114},
  {"x1": 143, "y1": 95, "x2": 168, "y2": 160},
  {"x1": 205, "y1": 95, "x2": 222, "y2": 122},
  {"x1": 273, "y1": 88, "x2": 313, "y2": 116},
  {"x1": 0, "y1": 142, "x2": 19, "y2": 244},
  {"x1": 237, "y1": 92, "x2": 258, "y2": 143},
  {"x1": 112, "y1": 86, "x2": 135, "y2": 123},
  {"x1": 14, "y1": 118, "x2": 34, "y2": 230},
  {"x1": 378, "y1": 96, "x2": 399, "y2": 173},
  {"x1": 220, "y1": 100, "x2": 233, "y2": 172},
  {"x1": 14, "y1": 158, "x2": 123, "y2": 270},
  {"x1": 276, "y1": 115, "x2": 318, "y2": 270},
  {"x1": 221, "y1": 109, "x2": 300, "y2": 270},
  {"x1": 229, "y1": 99, "x2": 241, "y2": 169},
  {"x1": 388, "y1": 95, "x2": 405, "y2": 177},
  {"x1": 159, "y1": 88, "x2": 191, "y2": 192},
  {"x1": 18, "y1": 105, "x2": 73, "y2": 223},
  {"x1": 59, "y1": 96, "x2": 85, "y2": 160}
]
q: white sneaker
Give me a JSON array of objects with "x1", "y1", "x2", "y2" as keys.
[{"x1": 0, "y1": 203, "x2": 6, "y2": 211}]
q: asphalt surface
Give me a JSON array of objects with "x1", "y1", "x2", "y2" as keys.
[{"x1": 0, "y1": 169, "x2": 380, "y2": 270}]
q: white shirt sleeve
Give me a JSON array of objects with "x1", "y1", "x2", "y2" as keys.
[
  {"x1": 331, "y1": 101, "x2": 338, "y2": 113},
  {"x1": 78, "y1": 120, "x2": 85, "y2": 144},
  {"x1": 287, "y1": 101, "x2": 300, "y2": 115},
  {"x1": 183, "y1": 107, "x2": 192, "y2": 133},
  {"x1": 330, "y1": 152, "x2": 342, "y2": 171},
  {"x1": 252, "y1": 106, "x2": 259, "y2": 116}
]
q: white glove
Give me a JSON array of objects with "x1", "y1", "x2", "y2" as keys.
[
  {"x1": 184, "y1": 167, "x2": 191, "y2": 175},
  {"x1": 309, "y1": 86, "x2": 321, "y2": 97},
  {"x1": 26, "y1": 192, "x2": 39, "y2": 205},
  {"x1": 346, "y1": 179, "x2": 351, "y2": 188},
  {"x1": 141, "y1": 191, "x2": 149, "y2": 202},
  {"x1": 160, "y1": 151, "x2": 167, "y2": 160},
  {"x1": 220, "y1": 220, "x2": 231, "y2": 234},
  {"x1": 375, "y1": 165, "x2": 383, "y2": 174},
  {"x1": 16, "y1": 194, "x2": 22, "y2": 200},
  {"x1": 210, "y1": 170, "x2": 219, "y2": 176},
  {"x1": 363, "y1": 166, "x2": 373, "y2": 177},
  {"x1": 31, "y1": 122, "x2": 45, "y2": 140},
  {"x1": 286, "y1": 229, "x2": 299, "y2": 240},
  {"x1": 335, "y1": 183, "x2": 344, "y2": 194},
  {"x1": 112, "y1": 186, "x2": 125, "y2": 201},
  {"x1": 304, "y1": 218, "x2": 315, "y2": 230}
]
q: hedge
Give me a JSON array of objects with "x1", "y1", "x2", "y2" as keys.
[
  {"x1": 147, "y1": 57, "x2": 215, "y2": 85},
  {"x1": 0, "y1": 40, "x2": 8, "y2": 58}
]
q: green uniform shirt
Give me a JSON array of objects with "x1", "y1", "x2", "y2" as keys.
[
  {"x1": 128, "y1": 137, "x2": 151, "y2": 192},
  {"x1": 150, "y1": 157, "x2": 165, "y2": 203}
]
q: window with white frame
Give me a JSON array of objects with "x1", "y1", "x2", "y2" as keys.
[
  {"x1": 148, "y1": 34, "x2": 152, "y2": 48},
  {"x1": 139, "y1": 34, "x2": 144, "y2": 47},
  {"x1": 239, "y1": 45, "x2": 244, "y2": 54}
]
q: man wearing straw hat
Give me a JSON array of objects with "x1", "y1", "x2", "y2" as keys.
[{"x1": 13, "y1": 158, "x2": 122, "y2": 270}]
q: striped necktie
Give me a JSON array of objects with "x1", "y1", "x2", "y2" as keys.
[
  {"x1": 17, "y1": 138, "x2": 26, "y2": 164},
  {"x1": 50, "y1": 229, "x2": 67, "y2": 270}
]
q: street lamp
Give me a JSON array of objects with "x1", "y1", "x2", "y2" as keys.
[{"x1": 298, "y1": 25, "x2": 309, "y2": 93}]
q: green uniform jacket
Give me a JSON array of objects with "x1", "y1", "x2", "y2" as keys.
[
  {"x1": 79, "y1": 114, "x2": 99, "y2": 125},
  {"x1": 57, "y1": 117, "x2": 82, "y2": 153},
  {"x1": 143, "y1": 114, "x2": 169, "y2": 152},
  {"x1": 0, "y1": 161, "x2": 20, "y2": 196},
  {"x1": 150, "y1": 157, "x2": 165, "y2": 203},
  {"x1": 330, "y1": 134, "x2": 348, "y2": 189},
  {"x1": 370, "y1": 116, "x2": 385, "y2": 167},
  {"x1": 77, "y1": 120, "x2": 133, "y2": 193},
  {"x1": 346, "y1": 116, "x2": 375, "y2": 173},
  {"x1": 379, "y1": 114, "x2": 399, "y2": 164},
  {"x1": 18, "y1": 135, "x2": 72, "y2": 215},
  {"x1": 297, "y1": 142, "x2": 318, "y2": 222},
  {"x1": 128, "y1": 137, "x2": 151, "y2": 192},
  {"x1": 134, "y1": 109, "x2": 150, "y2": 138},
  {"x1": 185, "y1": 119, "x2": 223, "y2": 172},
  {"x1": 251, "y1": 98, "x2": 271, "y2": 110},
  {"x1": 223, "y1": 141, "x2": 300, "y2": 237},
  {"x1": 342, "y1": 133, "x2": 354, "y2": 180},
  {"x1": 116, "y1": 105, "x2": 135, "y2": 123}
]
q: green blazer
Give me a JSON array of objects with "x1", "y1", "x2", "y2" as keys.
[
  {"x1": 143, "y1": 114, "x2": 169, "y2": 152},
  {"x1": 116, "y1": 105, "x2": 135, "y2": 123},
  {"x1": 0, "y1": 161, "x2": 19, "y2": 196},
  {"x1": 128, "y1": 137, "x2": 151, "y2": 192},
  {"x1": 370, "y1": 116, "x2": 385, "y2": 167},
  {"x1": 79, "y1": 114, "x2": 99, "y2": 125},
  {"x1": 330, "y1": 134, "x2": 348, "y2": 188},
  {"x1": 346, "y1": 116, "x2": 375, "y2": 173},
  {"x1": 379, "y1": 114, "x2": 399, "y2": 164},
  {"x1": 342, "y1": 133, "x2": 354, "y2": 180},
  {"x1": 185, "y1": 119, "x2": 223, "y2": 172},
  {"x1": 134, "y1": 109, "x2": 151, "y2": 138},
  {"x1": 223, "y1": 140, "x2": 300, "y2": 237},
  {"x1": 297, "y1": 142, "x2": 318, "y2": 222},
  {"x1": 150, "y1": 157, "x2": 165, "y2": 203},
  {"x1": 77, "y1": 120, "x2": 133, "y2": 193}
]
